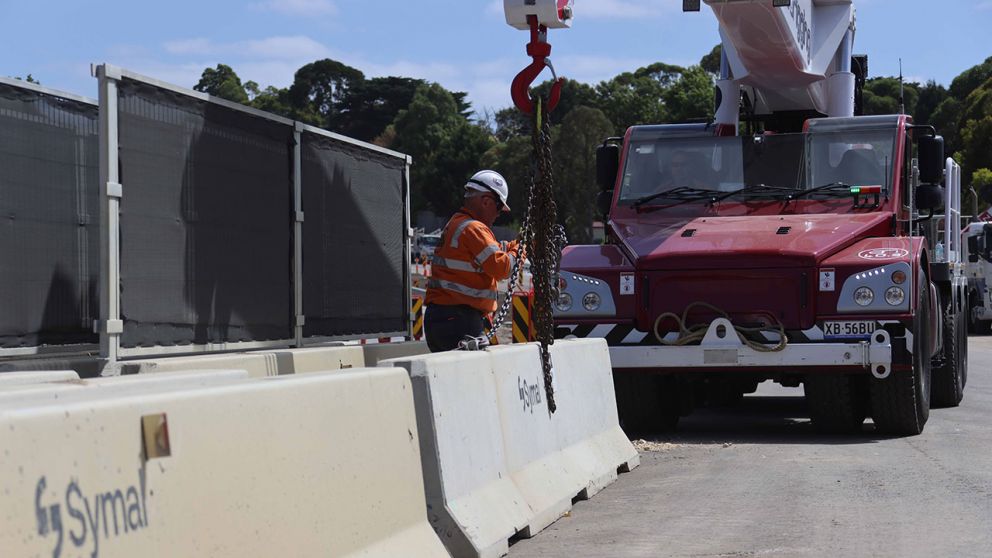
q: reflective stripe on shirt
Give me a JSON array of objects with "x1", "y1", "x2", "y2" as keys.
[
  {"x1": 449, "y1": 219, "x2": 477, "y2": 249},
  {"x1": 431, "y1": 255, "x2": 483, "y2": 273},
  {"x1": 427, "y1": 278, "x2": 498, "y2": 300},
  {"x1": 473, "y1": 243, "x2": 500, "y2": 267}
]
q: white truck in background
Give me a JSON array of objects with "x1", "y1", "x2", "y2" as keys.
[{"x1": 964, "y1": 217, "x2": 992, "y2": 334}]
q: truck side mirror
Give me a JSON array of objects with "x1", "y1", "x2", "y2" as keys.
[
  {"x1": 596, "y1": 143, "x2": 620, "y2": 191},
  {"x1": 917, "y1": 135, "x2": 945, "y2": 185},
  {"x1": 596, "y1": 190, "x2": 614, "y2": 218},
  {"x1": 915, "y1": 135, "x2": 945, "y2": 211},
  {"x1": 916, "y1": 184, "x2": 944, "y2": 211}
]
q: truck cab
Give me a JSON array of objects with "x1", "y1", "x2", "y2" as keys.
[{"x1": 554, "y1": 114, "x2": 967, "y2": 435}]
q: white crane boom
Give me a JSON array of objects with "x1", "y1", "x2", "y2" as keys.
[{"x1": 707, "y1": 0, "x2": 857, "y2": 127}]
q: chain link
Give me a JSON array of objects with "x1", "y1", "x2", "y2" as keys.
[{"x1": 487, "y1": 96, "x2": 566, "y2": 413}]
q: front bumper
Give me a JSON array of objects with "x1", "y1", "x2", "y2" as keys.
[{"x1": 603, "y1": 318, "x2": 894, "y2": 379}]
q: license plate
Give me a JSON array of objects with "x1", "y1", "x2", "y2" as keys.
[{"x1": 823, "y1": 321, "x2": 877, "y2": 338}]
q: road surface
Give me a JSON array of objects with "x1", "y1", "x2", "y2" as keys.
[{"x1": 510, "y1": 337, "x2": 992, "y2": 558}]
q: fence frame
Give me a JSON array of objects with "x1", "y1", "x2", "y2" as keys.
[
  {"x1": 93, "y1": 64, "x2": 413, "y2": 365},
  {"x1": 0, "y1": 77, "x2": 100, "y2": 359}
]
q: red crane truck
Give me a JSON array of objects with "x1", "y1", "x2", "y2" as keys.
[{"x1": 506, "y1": 0, "x2": 968, "y2": 435}]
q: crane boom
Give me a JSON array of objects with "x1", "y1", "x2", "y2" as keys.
[{"x1": 707, "y1": 0, "x2": 857, "y2": 128}]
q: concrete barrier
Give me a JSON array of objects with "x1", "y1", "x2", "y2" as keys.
[
  {"x1": 0, "y1": 369, "x2": 250, "y2": 406},
  {"x1": 487, "y1": 344, "x2": 584, "y2": 537},
  {"x1": 0, "y1": 370, "x2": 79, "y2": 387},
  {"x1": 383, "y1": 338, "x2": 637, "y2": 558},
  {"x1": 119, "y1": 352, "x2": 281, "y2": 377},
  {"x1": 118, "y1": 346, "x2": 366, "y2": 377},
  {"x1": 393, "y1": 350, "x2": 533, "y2": 558},
  {"x1": 362, "y1": 340, "x2": 429, "y2": 366},
  {"x1": 547, "y1": 339, "x2": 640, "y2": 498},
  {"x1": 0, "y1": 368, "x2": 448, "y2": 557},
  {"x1": 264, "y1": 346, "x2": 365, "y2": 373}
]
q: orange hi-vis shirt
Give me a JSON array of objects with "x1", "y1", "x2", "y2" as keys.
[{"x1": 426, "y1": 208, "x2": 517, "y2": 314}]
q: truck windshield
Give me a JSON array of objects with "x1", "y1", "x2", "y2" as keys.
[{"x1": 618, "y1": 129, "x2": 896, "y2": 207}]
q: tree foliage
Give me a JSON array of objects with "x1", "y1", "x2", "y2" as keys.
[{"x1": 194, "y1": 64, "x2": 249, "y2": 104}]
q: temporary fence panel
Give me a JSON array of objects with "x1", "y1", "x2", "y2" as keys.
[
  {"x1": 114, "y1": 75, "x2": 295, "y2": 352},
  {"x1": 300, "y1": 126, "x2": 411, "y2": 340},
  {"x1": 0, "y1": 78, "x2": 99, "y2": 355}
]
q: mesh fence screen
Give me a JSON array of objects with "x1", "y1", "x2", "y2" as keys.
[
  {"x1": 117, "y1": 79, "x2": 294, "y2": 348},
  {"x1": 0, "y1": 84, "x2": 99, "y2": 349},
  {"x1": 301, "y1": 132, "x2": 408, "y2": 337}
]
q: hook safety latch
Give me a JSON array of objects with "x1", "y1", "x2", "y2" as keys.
[{"x1": 511, "y1": 15, "x2": 564, "y2": 114}]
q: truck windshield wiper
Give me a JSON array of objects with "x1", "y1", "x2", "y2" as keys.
[
  {"x1": 785, "y1": 182, "x2": 854, "y2": 200},
  {"x1": 631, "y1": 187, "x2": 717, "y2": 208},
  {"x1": 711, "y1": 183, "x2": 797, "y2": 202}
]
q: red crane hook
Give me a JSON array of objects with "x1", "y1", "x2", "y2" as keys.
[{"x1": 511, "y1": 15, "x2": 564, "y2": 114}]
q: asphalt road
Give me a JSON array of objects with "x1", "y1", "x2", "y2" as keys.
[{"x1": 510, "y1": 336, "x2": 992, "y2": 558}]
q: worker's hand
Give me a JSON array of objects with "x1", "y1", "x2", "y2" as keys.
[{"x1": 501, "y1": 240, "x2": 520, "y2": 255}]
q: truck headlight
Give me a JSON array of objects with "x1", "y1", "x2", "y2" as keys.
[
  {"x1": 556, "y1": 292, "x2": 573, "y2": 312},
  {"x1": 885, "y1": 286, "x2": 905, "y2": 306},
  {"x1": 854, "y1": 287, "x2": 875, "y2": 307},
  {"x1": 582, "y1": 292, "x2": 602, "y2": 311}
]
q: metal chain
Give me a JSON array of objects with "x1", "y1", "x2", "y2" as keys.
[{"x1": 484, "y1": 96, "x2": 566, "y2": 413}]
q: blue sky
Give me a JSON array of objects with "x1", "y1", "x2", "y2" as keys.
[{"x1": 3, "y1": 1, "x2": 991, "y2": 114}]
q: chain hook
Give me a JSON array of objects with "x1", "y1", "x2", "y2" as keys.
[{"x1": 511, "y1": 15, "x2": 564, "y2": 114}]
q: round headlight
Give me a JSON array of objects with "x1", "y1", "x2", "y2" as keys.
[
  {"x1": 891, "y1": 270, "x2": 907, "y2": 285},
  {"x1": 885, "y1": 286, "x2": 905, "y2": 306},
  {"x1": 854, "y1": 287, "x2": 875, "y2": 307},
  {"x1": 555, "y1": 292, "x2": 573, "y2": 312},
  {"x1": 582, "y1": 292, "x2": 602, "y2": 311}
]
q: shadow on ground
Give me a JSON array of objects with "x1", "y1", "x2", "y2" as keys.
[{"x1": 630, "y1": 393, "x2": 893, "y2": 447}]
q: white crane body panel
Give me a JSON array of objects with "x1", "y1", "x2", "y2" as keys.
[{"x1": 706, "y1": 0, "x2": 856, "y2": 119}]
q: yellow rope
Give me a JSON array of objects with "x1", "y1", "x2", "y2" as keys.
[{"x1": 652, "y1": 301, "x2": 789, "y2": 353}]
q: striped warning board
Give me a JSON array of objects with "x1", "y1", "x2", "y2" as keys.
[
  {"x1": 512, "y1": 292, "x2": 534, "y2": 344},
  {"x1": 412, "y1": 296, "x2": 425, "y2": 340}
]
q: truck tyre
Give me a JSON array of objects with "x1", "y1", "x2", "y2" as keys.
[
  {"x1": 932, "y1": 297, "x2": 966, "y2": 407},
  {"x1": 613, "y1": 373, "x2": 679, "y2": 433},
  {"x1": 804, "y1": 375, "x2": 867, "y2": 434},
  {"x1": 869, "y1": 277, "x2": 931, "y2": 436}
]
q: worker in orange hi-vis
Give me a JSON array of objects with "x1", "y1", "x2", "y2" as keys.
[{"x1": 425, "y1": 170, "x2": 520, "y2": 352}]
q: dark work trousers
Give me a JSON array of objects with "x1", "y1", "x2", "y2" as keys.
[{"x1": 424, "y1": 304, "x2": 485, "y2": 352}]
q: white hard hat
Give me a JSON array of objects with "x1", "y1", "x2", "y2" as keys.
[{"x1": 466, "y1": 170, "x2": 510, "y2": 212}]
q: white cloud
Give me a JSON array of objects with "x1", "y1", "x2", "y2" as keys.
[
  {"x1": 253, "y1": 0, "x2": 337, "y2": 17},
  {"x1": 164, "y1": 36, "x2": 330, "y2": 61}
]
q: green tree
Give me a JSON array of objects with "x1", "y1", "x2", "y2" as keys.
[
  {"x1": 337, "y1": 76, "x2": 425, "y2": 142},
  {"x1": 245, "y1": 82, "x2": 292, "y2": 118},
  {"x1": 194, "y1": 64, "x2": 249, "y2": 104},
  {"x1": 970, "y1": 168, "x2": 992, "y2": 213},
  {"x1": 862, "y1": 77, "x2": 918, "y2": 116},
  {"x1": 664, "y1": 65, "x2": 715, "y2": 122},
  {"x1": 389, "y1": 83, "x2": 493, "y2": 215},
  {"x1": 553, "y1": 107, "x2": 615, "y2": 243},
  {"x1": 492, "y1": 78, "x2": 598, "y2": 140},
  {"x1": 288, "y1": 59, "x2": 365, "y2": 128},
  {"x1": 914, "y1": 80, "x2": 948, "y2": 126},
  {"x1": 700, "y1": 45, "x2": 722, "y2": 76},
  {"x1": 595, "y1": 65, "x2": 673, "y2": 131},
  {"x1": 480, "y1": 134, "x2": 532, "y2": 225}
]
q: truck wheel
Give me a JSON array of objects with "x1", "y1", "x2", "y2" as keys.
[
  {"x1": 932, "y1": 298, "x2": 966, "y2": 407},
  {"x1": 869, "y1": 277, "x2": 931, "y2": 436},
  {"x1": 613, "y1": 374, "x2": 679, "y2": 434},
  {"x1": 804, "y1": 375, "x2": 867, "y2": 434}
]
